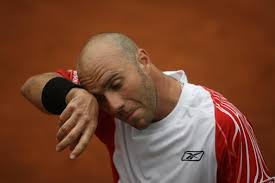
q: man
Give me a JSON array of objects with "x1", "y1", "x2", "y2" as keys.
[{"x1": 21, "y1": 33, "x2": 274, "y2": 183}]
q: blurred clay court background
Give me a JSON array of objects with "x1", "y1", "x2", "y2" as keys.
[{"x1": 0, "y1": 0, "x2": 274, "y2": 182}]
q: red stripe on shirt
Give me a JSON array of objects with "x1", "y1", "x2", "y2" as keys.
[{"x1": 204, "y1": 87, "x2": 273, "y2": 183}]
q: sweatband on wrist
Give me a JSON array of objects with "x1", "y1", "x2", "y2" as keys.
[{"x1": 42, "y1": 77, "x2": 82, "y2": 115}]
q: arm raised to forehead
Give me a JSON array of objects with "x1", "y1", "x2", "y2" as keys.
[{"x1": 20, "y1": 70, "x2": 108, "y2": 160}]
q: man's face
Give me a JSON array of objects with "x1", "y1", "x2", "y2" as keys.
[{"x1": 78, "y1": 53, "x2": 157, "y2": 130}]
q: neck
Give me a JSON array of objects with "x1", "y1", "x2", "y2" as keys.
[{"x1": 149, "y1": 66, "x2": 182, "y2": 122}]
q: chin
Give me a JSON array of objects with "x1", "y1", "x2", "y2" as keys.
[
  {"x1": 134, "y1": 125, "x2": 147, "y2": 130},
  {"x1": 133, "y1": 120, "x2": 150, "y2": 130}
]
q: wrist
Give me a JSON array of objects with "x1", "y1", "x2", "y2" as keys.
[
  {"x1": 65, "y1": 88, "x2": 86, "y2": 103},
  {"x1": 41, "y1": 77, "x2": 82, "y2": 114}
]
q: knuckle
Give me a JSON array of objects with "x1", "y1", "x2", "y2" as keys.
[
  {"x1": 74, "y1": 140, "x2": 89, "y2": 154},
  {"x1": 59, "y1": 126, "x2": 68, "y2": 134},
  {"x1": 82, "y1": 141, "x2": 89, "y2": 147},
  {"x1": 69, "y1": 104, "x2": 76, "y2": 111},
  {"x1": 80, "y1": 139, "x2": 88, "y2": 146},
  {"x1": 76, "y1": 141, "x2": 87, "y2": 151},
  {"x1": 58, "y1": 120, "x2": 63, "y2": 127},
  {"x1": 75, "y1": 111, "x2": 82, "y2": 118},
  {"x1": 83, "y1": 117, "x2": 90, "y2": 124},
  {"x1": 59, "y1": 116, "x2": 64, "y2": 122}
]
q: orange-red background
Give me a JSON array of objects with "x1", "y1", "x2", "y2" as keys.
[{"x1": 1, "y1": 0, "x2": 274, "y2": 182}]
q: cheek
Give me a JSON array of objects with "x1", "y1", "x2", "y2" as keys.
[
  {"x1": 121, "y1": 71, "x2": 152, "y2": 107},
  {"x1": 121, "y1": 82, "x2": 145, "y2": 103}
]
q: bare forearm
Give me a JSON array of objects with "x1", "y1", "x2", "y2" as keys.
[{"x1": 21, "y1": 72, "x2": 62, "y2": 113}]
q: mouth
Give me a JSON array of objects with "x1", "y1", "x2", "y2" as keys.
[{"x1": 125, "y1": 109, "x2": 138, "y2": 122}]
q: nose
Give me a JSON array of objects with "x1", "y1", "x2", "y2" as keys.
[{"x1": 104, "y1": 91, "x2": 125, "y2": 114}]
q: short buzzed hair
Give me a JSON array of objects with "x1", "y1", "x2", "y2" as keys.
[{"x1": 82, "y1": 32, "x2": 139, "y2": 63}]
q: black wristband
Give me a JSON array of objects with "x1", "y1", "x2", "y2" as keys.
[{"x1": 42, "y1": 77, "x2": 82, "y2": 114}]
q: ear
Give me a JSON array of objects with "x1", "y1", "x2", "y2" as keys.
[{"x1": 137, "y1": 48, "x2": 151, "y2": 70}]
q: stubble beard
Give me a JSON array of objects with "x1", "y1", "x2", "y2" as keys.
[{"x1": 136, "y1": 68, "x2": 157, "y2": 128}]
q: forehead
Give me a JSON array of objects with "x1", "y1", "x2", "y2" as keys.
[
  {"x1": 78, "y1": 54, "x2": 131, "y2": 92},
  {"x1": 87, "y1": 53, "x2": 128, "y2": 75}
]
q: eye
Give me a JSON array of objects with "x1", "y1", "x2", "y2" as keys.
[{"x1": 110, "y1": 80, "x2": 123, "y2": 90}]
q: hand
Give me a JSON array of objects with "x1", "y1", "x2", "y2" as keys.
[{"x1": 55, "y1": 88, "x2": 99, "y2": 159}]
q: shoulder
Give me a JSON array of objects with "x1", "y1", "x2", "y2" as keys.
[{"x1": 203, "y1": 87, "x2": 245, "y2": 154}]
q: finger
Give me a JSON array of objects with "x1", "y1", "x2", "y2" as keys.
[
  {"x1": 69, "y1": 123, "x2": 96, "y2": 159},
  {"x1": 56, "y1": 119, "x2": 86, "y2": 152},
  {"x1": 59, "y1": 104, "x2": 74, "y2": 126},
  {"x1": 69, "y1": 135, "x2": 81, "y2": 151},
  {"x1": 56, "y1": 113, "x2": 78, "y2": 142}
]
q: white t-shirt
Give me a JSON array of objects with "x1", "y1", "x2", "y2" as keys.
[
  {"x1": 114, "y1": 70, "x2": 216, "y2": 183},
  {"x1": 58, "y1": 69, "x2": 273, "y2": 183}
]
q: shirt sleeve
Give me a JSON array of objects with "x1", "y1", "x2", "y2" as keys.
[
  {"x1": 56, "y1": 69, "x2": 80, "y2": 84},
  {"x1": 209, "y1": 88, "x2": 274, "y2": 183}
]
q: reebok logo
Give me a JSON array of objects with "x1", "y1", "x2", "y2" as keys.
[{"x1": 181, "y1": 151, "x2": 204, "y2": 161}]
